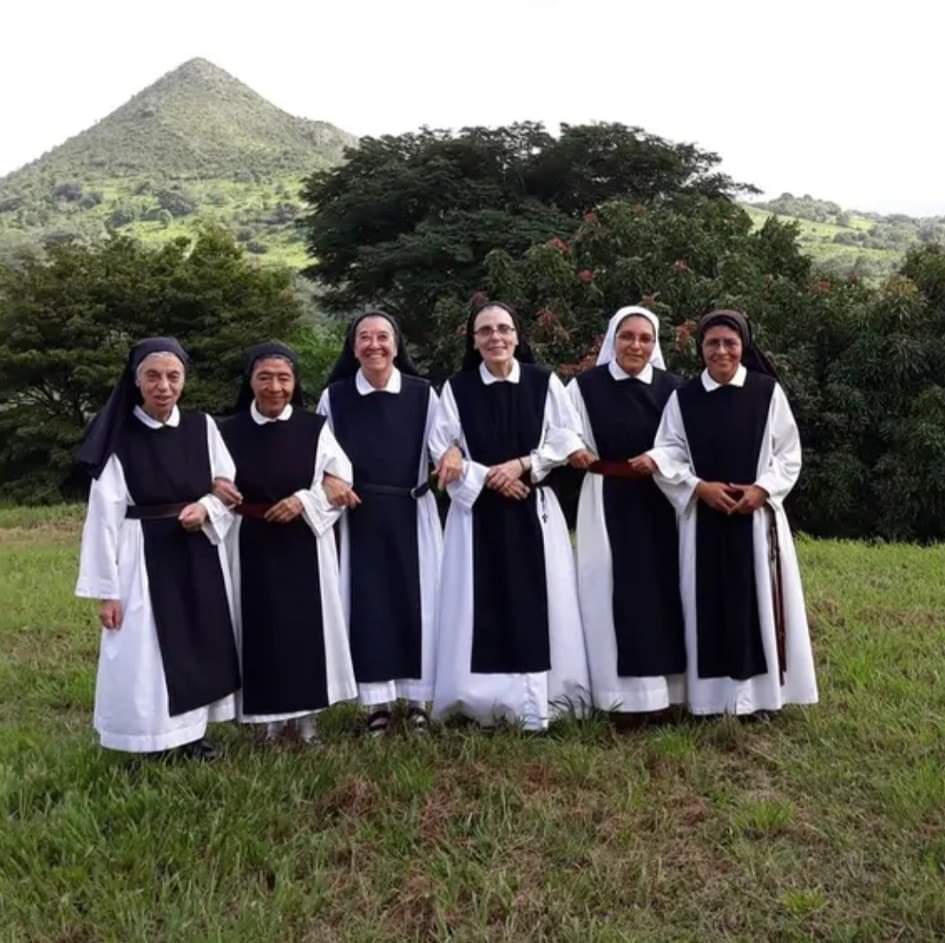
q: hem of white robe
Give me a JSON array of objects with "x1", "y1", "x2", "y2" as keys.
[
  {"x1": 358, "y1": 680, "x2": 432, "y2": 706},
  {"x1": 592, "y1": 675, "x2": 686, "y2": 713},
  {"x1": 95, "y1": 696, "x2": 235, "y2": 753},
  {"x1": 434, "y1": 698, "x2": 549, "y2": 732},
  {"x1": 239, "y1": 705, "x2": 342, "y2": 725},
  {"x1": 687, "y1": 691, "x2": 819, "y2": 716}
]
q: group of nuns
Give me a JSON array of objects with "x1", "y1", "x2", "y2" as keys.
[{"x1": 75, "y1": 302, "x2": 818, "y2": 757}]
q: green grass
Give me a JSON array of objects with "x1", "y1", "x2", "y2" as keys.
[{"x1": 1, "y1": 514, "x2": 944, "y2": 941}]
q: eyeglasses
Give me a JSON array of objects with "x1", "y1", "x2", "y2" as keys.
[
  {"x1": 474, "y1": 325, "x2": 517, "y2": 338},
  {"x1": 703, "y1": 338, "x2": 741, "y2": 351},
  {"x1": 616, "y1": 332, "x2": 655, "y2": 346}
]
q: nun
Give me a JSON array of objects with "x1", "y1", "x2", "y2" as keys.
[
  {"x1": 316, "y1": 312, "x2": 443, "y2": 736},
  {"x1": 429, "y1": 301, "x2": 590, "y2": 731},
  {"x1": 75, "y1": 338, "x2": 240, "y2": 757},
  {"x1": 219, "y1": 343, "x2": 357, "y2": 744},
  {"x1": 649, "y1": 309, "x2": 818, "y2": 716},
  {"x1": 568, "y1": 306, "x2": 687, "y2": 714}
]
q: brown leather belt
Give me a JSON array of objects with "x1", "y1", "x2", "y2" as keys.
[
  {"x1": 588, "y1": 460, "x2": 640, "y2": 479},
  {"x1": 125, "y1": 502, "x2": 189, "y2": 520}
]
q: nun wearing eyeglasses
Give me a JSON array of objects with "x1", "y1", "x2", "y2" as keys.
[
  {"x1": 567, "y1": 306, "x2": 687, "y2": 715},
  {"x1": 218, "y1": 342, "x2": 357, "y2": 745},
  {"x1": 316, "y1": 312, "x2": 443, "y2": 737},
  {"x1": 648, "y1": 309, "x2": 818, "y2": 716},
  {"x1": 429, "y1": 301, "x2": 590, "y2": 731},
  {"x1": 75, "y1": 338, "x2": 240, "y2": 758}
]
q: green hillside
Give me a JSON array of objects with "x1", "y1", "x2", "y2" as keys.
[
  {"x1": 0, "y1": 59, "x2": 357, "y2": 268},
  {"x1": 741, "y1": 194, "x2": 945, "y2": 280}
]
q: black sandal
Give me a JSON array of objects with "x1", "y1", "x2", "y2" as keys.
[
  {"x1": 406, "y1": 706, "x2": 431, "y2": 735},
  {"x1": 365, "y1": 708, "x2": 392, "y2": 738}
]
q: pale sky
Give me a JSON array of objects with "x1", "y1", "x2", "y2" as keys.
[{"x1": 3, "y1": 0, "x2": 943, "y2": 215}]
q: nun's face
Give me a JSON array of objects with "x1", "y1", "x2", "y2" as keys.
[
  {"x1": 473, "y1": 306, "x2": 518, "y2": 371},
  {"x1": 354, "y1": 316, "x2": 397, "y2": 377},
  {"x1": 614, "y1": 315, "x2": 655, "y2": 376},
  {"x1": 702, "y1": 325, "x2": 743, "y2": 384},
  {"x1": 137, "y1": 353, "x2": 185, "y2": 421},
  {"x1": 251, "y1": 357, "x2": 296, "y2": 417}
]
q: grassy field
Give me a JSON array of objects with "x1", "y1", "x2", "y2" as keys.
[{"x1": 1, "y1": 508, "x2": 944, "y2": 941}]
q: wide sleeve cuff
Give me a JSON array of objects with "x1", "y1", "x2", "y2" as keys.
[
  {"x1": 198, "y1": 494, "x2": 232, "y2": 546},
  {"x1": 447, "y1": 459, "x2": 490, "y2": 510}
]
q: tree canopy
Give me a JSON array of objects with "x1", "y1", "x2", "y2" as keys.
[
  {"x1": 298, "y1": 122, "x2": 756, "y2": 366},
  {"x1": 0, "y1": 228, "x2": 305, "y2": 500}
]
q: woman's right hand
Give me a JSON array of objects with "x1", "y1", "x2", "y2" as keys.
[
  {"x1": 323, "y1": 473, "x2": 361, "y2": 509},
  {"x1": 695, "y1": 480, "x2": 740, "y2": 514},
  {"x1": 100, "y1": 599, "x2": 123, "y2": 631}
]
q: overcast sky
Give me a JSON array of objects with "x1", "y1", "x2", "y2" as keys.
[{"x1": 3, "y1": 0, "x2": 943, "y2": 215}]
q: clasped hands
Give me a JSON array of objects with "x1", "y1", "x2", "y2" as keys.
[
  {"x1": 211, "y1": 478, "x2": 305, "y2": 522},
  {"x1": 696, "y1": 481, "x2": 768, "y2": 515}
]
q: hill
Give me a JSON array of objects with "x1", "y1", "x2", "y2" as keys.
[
  {"x1": 0, "y1": 58, "x2": 357, "y2": 268},
  {"x1": 741, "y1": 193, "x2": 945, "y2": 280}
]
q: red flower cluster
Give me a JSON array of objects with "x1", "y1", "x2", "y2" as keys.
[
  {"x1": 674, "y1": 320, "x2": 697, "y2": 351},
  {"x1": 548, "y1": 237, "x2": 570, "y2": 254}
]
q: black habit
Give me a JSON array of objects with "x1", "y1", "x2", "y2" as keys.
[
  {"x1": 449, "y1": 365, "x2": 552, "y2": 674},
  {"x1": 578, "y1": 365, "x2": 687, "y2": 676},
  {"x1": 116, "y1": 412, "x2": 241, "y2": 716},
  {"x1": 328, "y1": 374, "x2": 429, "y2": 683},
  {"x1": 221, "y1": 409, "x2": 331, "y2": 714},
  {"x1": 676, "y1": 371, "x2": 776, "y2": 680}
]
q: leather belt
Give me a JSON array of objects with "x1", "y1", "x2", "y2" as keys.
[{"x1": 125, "y1": 502, "x2": 189, "y2": 520}]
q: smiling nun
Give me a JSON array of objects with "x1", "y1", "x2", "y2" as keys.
[
  {"x1": 75, "y1": 338, "x2": 240, "y2": 758},
  {"x1": 316, "y1": 312, "x2": 444, "y2": 737},
  {"x1": 567, "y1": 306, "x2": 687, "y2": 715},
  {"x1": 648, "y1": 310, "x2": 818, "y2": 716},
  {"x1": 429, "y1": 301, "x2": 590, "y2": 731}
]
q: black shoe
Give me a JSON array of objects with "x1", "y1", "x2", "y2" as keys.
[
  {"x1": 406, "y1": 706, "x2": 431, "y2": 735},
  {"x1": 179, "y1": 738, "x2": 220, "y2": 761},
  {"x1": 365, "y1": 708, "x2": 392, "y2": 739}
]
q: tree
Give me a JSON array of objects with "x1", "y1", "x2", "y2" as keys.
[
  {"x1": 298, "y1": 122, "x2": 756, "y2": 367},
  {"x1": 0, "y1": 227, "x2": 304, "y2": 500}
]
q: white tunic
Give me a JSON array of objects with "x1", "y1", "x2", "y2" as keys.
[
  {"x1": 430, "y1": 361, "x2": 590, "y2": 730},
  {"x1": 568, "y1": 361, "x2": 685, "y2": 712},
  {"x1": 75, "y1": 406, "x2": 237, "y2": 752},
  {"x1": 317, "y1": 367, "x2": 443, "y2": 706},
  {"x1": 227, "y1": 402, "x2": 358, "y2": 724},
  {"x1": 649, "y1": 365, "x2": 819, "y2": 715}
]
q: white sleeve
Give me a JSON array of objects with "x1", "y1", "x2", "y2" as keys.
[
  {"x1": 429, "y1": 380, "x2": 490, "y2": 509},
  {"x1": 530, "y1": 373, "x2": 585, "y2": 482},
  {"x1": 198, "y1": 415, "x2": 235, "y2": 546},
  {"x1": 754, "y1": 383, "x2": 802, "y2": 509},
  {"x1": 566, "y1": 377, "x2": 596, "y2": 454},
  {"x1": 75, "y1": 455, "x2": 127, "y2": 600},
  {"x1": 648, "y1": 391, "x2": 700, "y2": 514},
  {"x1": 316, "y1": 388, "x2": 332, "y2": 425},
  {"x1": 423, "y1": 386, "x2": 440, "y2": 467},
  {"x1": 296, "y1": 421, "x2": 353, "y2": 537}
]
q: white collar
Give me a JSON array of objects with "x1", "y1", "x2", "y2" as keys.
[
  {"x1": 356, "y1": 366, "x2": 402, "y2": 395},
  {"x1": 133, "y1": 404, "x2": 180, "y2": 429},
  {"x1": 608, "y1": 360, "x2": 653, "y2": 384},
  {"x1": 251, "y1": 401, "x2": 293, "y2": 424},
  {"x1": 479, "y1": 359, "x2": 520, "y2": 385},
  {"x1": 701, "y1": 364, "x2": 747, "y2": 391}
]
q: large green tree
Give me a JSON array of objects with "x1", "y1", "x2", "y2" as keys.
[
  {"x1": 0, "y1": 228, "x2": 305, "y2": 500},
  {"x1": 426, "y1": 197, "x2": 945, "y2": 541},
  {"x1": 298, "y1": 122, "x2": 755, "y2": 367}
]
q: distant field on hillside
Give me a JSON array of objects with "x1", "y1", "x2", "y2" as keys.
[{"x1": 2, "y1": 507, "x2": 944, "y2": 940}]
